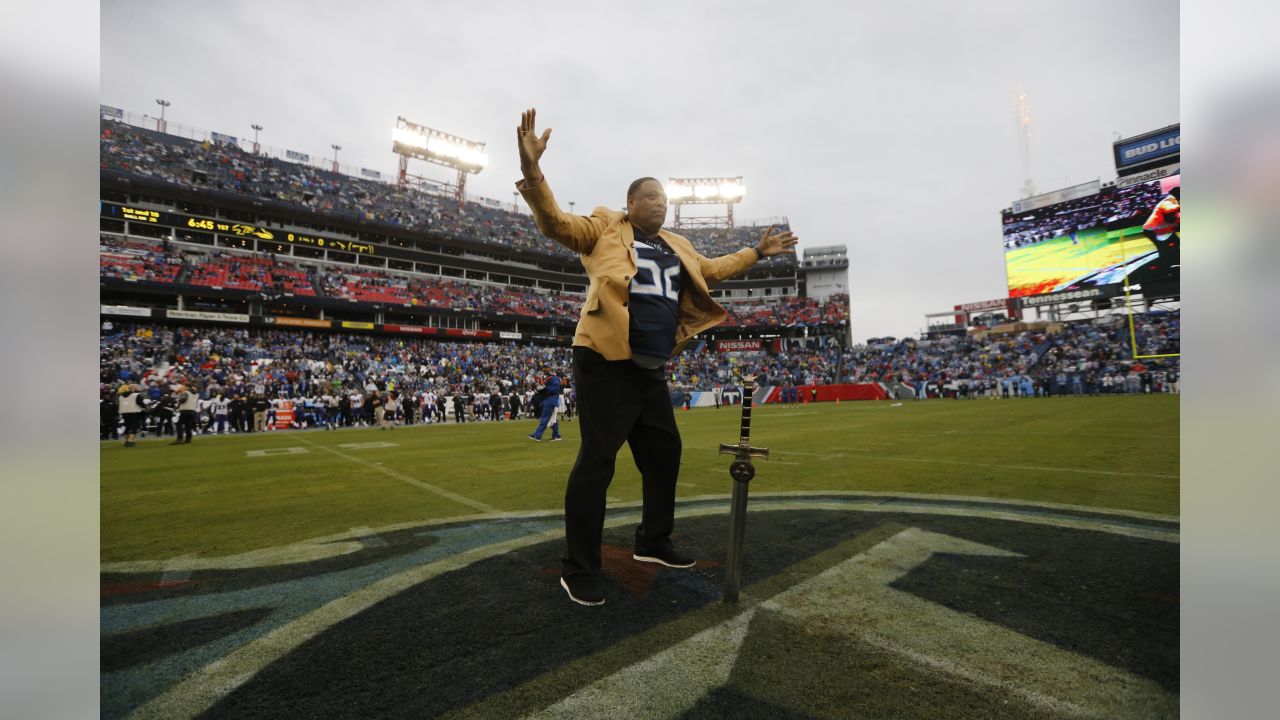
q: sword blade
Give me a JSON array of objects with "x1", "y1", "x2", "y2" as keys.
[{"x1": 723, "y1": 478, "x2": 750, "y2": 603}]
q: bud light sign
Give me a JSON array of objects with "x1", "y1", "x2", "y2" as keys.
[{"x1": 1114, "y1": 125, "x2": 1180, "y2": 172}]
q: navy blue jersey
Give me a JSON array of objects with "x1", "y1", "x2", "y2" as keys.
[{"x1": 628, "y1": 234, "x2": 683, "y2": 368}]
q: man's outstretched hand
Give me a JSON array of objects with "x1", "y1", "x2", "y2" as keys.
[
  {"x1": 756, "y1": 226, "x2": 799, "y2": 258},
  {"x1": 517, "y1": 108, "x2": 551, "y2": 184}
]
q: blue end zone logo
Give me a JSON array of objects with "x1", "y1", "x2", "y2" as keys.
[{"x1": 100, "y1": 493, "x2": 1180, "y2": 719}]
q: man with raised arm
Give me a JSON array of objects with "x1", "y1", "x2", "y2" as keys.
[{"x1": 515, "y1": 108, "x2": 798, "y2": 606}]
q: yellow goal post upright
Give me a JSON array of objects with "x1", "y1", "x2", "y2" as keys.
[{"x1": 1120, "y1": 255, "x2": 1180, "y2": 361}]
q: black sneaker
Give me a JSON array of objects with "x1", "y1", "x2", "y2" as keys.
[
  {"x1": 633, "y1": 544, "x2": 695, "y2": 568},
  {"x1": 528, "y1": 435, "x2": 541, "y2": 442},
  {"x1": 550, "y1": 437, "x2": 563, "y2": 442},
  {"x1": 560, "y1": 575, "x2": 605, "y2": 606}
]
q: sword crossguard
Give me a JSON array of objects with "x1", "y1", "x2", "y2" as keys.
[
  {"x1": 718, "y1": 443, "x2": 769, "y2": 460},
  {"x1": 719, "y1": 443, "x2": 768, "y2": 484}
]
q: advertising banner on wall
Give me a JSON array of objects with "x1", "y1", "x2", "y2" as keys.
[
  {"x1": 265, "y1": 317, "x2": 332, "y2": 329},
  {"x1": 167, "y1": 310, "x2": 250, "y2": 323},
  {"x1": 100, "y1": 305, "x2": 152, "y2": 317},
  {"x1": 1010, "y1": 180, "x2": 1100, "y2": 214},
  {"x1": 1113, "y1": 125, "x2": 1180, "y2": 175},
  {"x1": 382, "y1": 324, "x2": 437, "y2": 335},
  {"x1": 716, "y1": 339, "x2": 764, "y2": 353}
]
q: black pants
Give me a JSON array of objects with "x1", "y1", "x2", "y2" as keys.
[
  {"x1": 563, "y1": 347, "x2": 682, "y2": 580},
  {"x1": 177, "y1": 410, "x2": 197, "y2": 442}
]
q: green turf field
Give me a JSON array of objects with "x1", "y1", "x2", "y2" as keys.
[
  {"x1": 1005, "y1": 226, "x2": 1155, "y2": 296},
  {"x1": 100, "y1": 395, "x2": 1179, "y2": 562}
]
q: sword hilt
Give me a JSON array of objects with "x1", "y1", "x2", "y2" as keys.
[
  {"x1": 720, "y1": 374, "x2": 768, "y2": 483},
  {"x1": 738, "y1": 375, "x2": 754, "y2": 445}
]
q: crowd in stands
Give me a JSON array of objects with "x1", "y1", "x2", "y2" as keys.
[
  {"x1": 100, "y1": 120, "x2": 567, "y2": 257},
  {"x1": 864, "y1": 311, "x2": 1180, "y2": 398},
  {"x1": 99, "y1": 324, "x2": 574, "y2": 438},
  {"x1": 681, "y1": 225, "x2": 797, "y2": 270},
  {"x1": 1002, "y1": 181, "x2": 1165, "y2": 250},
  {"x1": 100, "y1": 235, "x2": 845, "y2": 326},
  {"x1": 675, "y1": 310, "x2": 1180, "y2": 395},
  {"x1": 101, "y1": 119, "x2": 796, "y2": 263},
  {"x1": 720, "y1": 294, "x2": 849, "y2": 328},
  {"x1": 99, "y1": 309, "x2": 1179, "y2": 437},
  {"x1": 99, "y1": 235, "x2": 184, "y2": 283},
  {"x1": 186, "y1": 253, "x2": 317, "y2": 296}
]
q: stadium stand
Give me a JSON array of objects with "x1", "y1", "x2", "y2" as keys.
[
  {"x1": 100, "y1": 310, "x2": 1179, "y2": 437},
  {"x1": 109, "y1": 111, "x2": 1180, "y2": 441},
  {"x1": 101, "y1": 119, "x2": 797, "y2": 263},
  {"x1": 100, "y1": 235, "x2": 842, "y2": 326}
]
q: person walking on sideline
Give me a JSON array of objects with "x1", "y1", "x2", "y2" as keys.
[
  {"x1": 117, "y1": 383, "x2": 148, "y2": 447},
  {"x1": 528, "y1": 370, "x2": 563, "y2": 442}
]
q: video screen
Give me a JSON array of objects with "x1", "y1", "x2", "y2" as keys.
[{"x1": 1002, "y1": 175, "x2": 1180, "y2": 298}]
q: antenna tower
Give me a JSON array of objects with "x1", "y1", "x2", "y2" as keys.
[{"x1": 1015, "y1": 90, "x2": 1036, "y2": 198}]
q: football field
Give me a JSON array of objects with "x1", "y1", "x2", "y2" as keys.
[
  {"x1": 101, "y1": 395, "x2": 1179, "y2": 562},
  {"x1": 101, "y1": 395, "x2": 1180, "y2": 719}
]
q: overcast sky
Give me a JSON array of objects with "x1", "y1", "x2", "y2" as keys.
[{"x1": 101, "y1": 0, "x2": 1178, "y2": 342}]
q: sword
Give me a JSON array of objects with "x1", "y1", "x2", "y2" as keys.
[{"x1": 718, "y1": 374, "x2": 769, "y2": 603}]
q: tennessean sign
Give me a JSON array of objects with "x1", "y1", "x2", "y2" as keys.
[{"x1": 1017, "y1": 286, "x2": 1113, "y2": 309}]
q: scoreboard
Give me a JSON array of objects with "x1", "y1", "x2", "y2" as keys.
[{"x1": 101, "y1": 203, "x2": 377, "y2": 255}]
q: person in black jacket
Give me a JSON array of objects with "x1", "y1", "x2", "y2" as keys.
[
  {"x1": 229, "y1": 395, "x2": 246, "y2": 433},
  {"x1": 453, "y1": 387, "x2": 467, "y2": 424},
  {"x1": 489, "y1": 390, "x2": 503, "y2": 422},
  {"x1": 100, "y1": 388, "x2": 119, "y2": 440},
  {"x1": 153, "y1": 392, "x2": 177, "y2": 437}
]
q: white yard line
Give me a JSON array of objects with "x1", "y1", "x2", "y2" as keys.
[
  {"x1": 855, "y1": 453, "x2": 1179, "y2": 479},
  {"x1": 295, "y1": 436, "x2": 495, "y2": 513},
  {"x1": 777, "y1": 449, "x2": 1178, "y2": 479}
]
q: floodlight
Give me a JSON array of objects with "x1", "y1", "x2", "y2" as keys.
[
  {"x1": 667, "y1": 175, "x2": 745, "y2": 229},
  {"x1": 719, "y1": 183, "x2": 746, "y2": 199},
  {"x1": 458, "y1": 146, "x2": 489, "y2": 168},
  {"x1": 425, "y1": 137, "x2": 456, "y2": 158},
  {"x1": 392, "y1": 116, "x2": 488, "y2": 200},
  {"x1": 392, "y1": 127, "x2": 426, "y2": 149}
]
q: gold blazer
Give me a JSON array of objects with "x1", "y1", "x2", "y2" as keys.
[{"x1": 516, "y1": 177, "x2": 759, "y2": 361}]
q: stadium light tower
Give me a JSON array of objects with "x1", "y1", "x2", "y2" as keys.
[
  {"x1": 667, "y1": 176, "x2": 745, "y2": 230},
  {"x1": 331, "y1": 144, "x2": 342, "y2": 173},
  {"x1": 154, "y1": 98, "x2": 170, "y2": 133},
  {"x1": 391, "y1": 116, "x2": 488, "y2": 201},
  {"x1": 250, "y1": 124, "x2": 263, "y2": 155}
]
